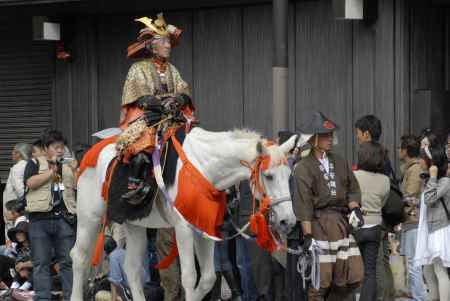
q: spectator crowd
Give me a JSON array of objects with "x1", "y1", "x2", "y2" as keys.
[{"x1": 1, "y1": 114, "x2": 450, "y2": 301}]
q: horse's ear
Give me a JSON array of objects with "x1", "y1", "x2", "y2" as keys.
[
  {"x1": 280, "y1": 135, "x2": 298, "y2": 155},
  {"x1": 256, "y1": 141, "x2": 268, "y2": 155}
]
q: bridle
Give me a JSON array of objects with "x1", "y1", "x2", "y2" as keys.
[
  {"x1": 240, "y1": 153, "x2": 289, "y2": 222},
  {"x1": 267, "y1": 196, "x2": 291, "y2": 226},
  {"x1": 239, "y1": 150, "x2": 292, "y2": 252}
]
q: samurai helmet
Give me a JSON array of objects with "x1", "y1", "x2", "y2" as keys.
[{"x1": 127, "y1": 13, "x2": 182, "y2": 59}]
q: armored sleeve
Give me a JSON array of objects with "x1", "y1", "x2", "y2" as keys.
[
  {"x1": 170, "y1": 64, "x2": 191, "y2": 96},
  {"x1": 121, "y1": 62, "x2": 154, "y2": 106}
]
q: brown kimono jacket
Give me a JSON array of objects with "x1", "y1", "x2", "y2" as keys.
[{"x1": 292, "y1": 152, "x2": 361, "y2": 222}]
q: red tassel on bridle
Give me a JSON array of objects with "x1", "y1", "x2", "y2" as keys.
[
  {"x1": 241, "y1": 154, "x2": 278, "y2": 253},
  {"x1": 249, "y1": 197, "x2": 277, "y2": 253}
]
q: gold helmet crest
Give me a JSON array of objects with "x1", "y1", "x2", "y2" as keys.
[
  {"x1": 127, "y1": 13, "x2": 183, "y2": 58},
  {"x1": 135, "y1": 13, "x2": 171, "y2": 37}
]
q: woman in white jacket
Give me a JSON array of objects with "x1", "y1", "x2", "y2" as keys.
[{"x1": 2, "y1": 143, "x2": 32, "y2": 238}]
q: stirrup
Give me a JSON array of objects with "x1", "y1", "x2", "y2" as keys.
[{"x1": 121, "y1": 183, "x2": 151, "y2": 205}]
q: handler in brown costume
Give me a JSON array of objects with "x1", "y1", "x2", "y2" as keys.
[{"x1": 292, "y1": 112, "x2": 364, "y2": 301}]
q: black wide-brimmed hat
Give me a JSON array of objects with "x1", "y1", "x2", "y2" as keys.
[
  {"x1": 298, "y1": 111, "x2": 340, "y2": 135},
  {"x1": 7, "y1": 221, "x2": 29, "y2": 243}
]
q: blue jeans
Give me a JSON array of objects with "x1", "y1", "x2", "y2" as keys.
[
  {"x1": 235, "y1": 237, "x2": 258, "y2": 301},
  {"x1": 407, "y1": 255, "x2": 426, "y2": 301},
  {"x1": 401, "y1": 229, "x2": 426, "y2": 301},
  {"x1": 214, "y1": 240, "x2": 233, "y2": 272},
  {"x1": 28, "y1": 217, "x2": 75, "y2": 301}
]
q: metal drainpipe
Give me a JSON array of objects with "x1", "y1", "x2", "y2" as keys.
[{"x1": 272, "y1": 0, "x2": 288, "y2": 138}]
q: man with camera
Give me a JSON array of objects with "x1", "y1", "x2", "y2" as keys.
[{"x1": 23, "y1": 130, "x2": 77, "y2": 301}]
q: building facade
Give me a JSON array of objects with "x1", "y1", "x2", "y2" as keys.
[{"x1": 0, "y1": 0, "x2": 449, "y2": 181}]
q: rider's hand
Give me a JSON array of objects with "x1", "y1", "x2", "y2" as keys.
[
  {"x1": 161, "y1": 97, "x2": 177, "y2": 112},
  {"x1": 136, "y1": 95, "x2": 159, "y2": 110},
  {"x1": 144, "y1": 108, "x2": 163, "y2": 126},
  {"x1": 174, "y1": 93, "x2": 192, "y2": 108}
]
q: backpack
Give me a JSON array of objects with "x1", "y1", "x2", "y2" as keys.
[{"x1": 381, "y1": 169, "x2": 406, "y2": 229}]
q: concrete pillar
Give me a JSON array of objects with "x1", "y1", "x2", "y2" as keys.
[{"x1": 272, "y1": 0, "x2": 288, "y2": 137}]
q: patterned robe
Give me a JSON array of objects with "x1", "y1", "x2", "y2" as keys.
[{"x1": 119, "y1": 59, "x2": 190, "y2": 128}]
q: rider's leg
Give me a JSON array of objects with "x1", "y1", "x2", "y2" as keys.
[{"x1": 122, "y1": 152, "x2": 152, "y2": 204}]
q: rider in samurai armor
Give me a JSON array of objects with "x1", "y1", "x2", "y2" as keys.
[{"x1": 118, "y1": 13, "x2": 194, "y2": 205}]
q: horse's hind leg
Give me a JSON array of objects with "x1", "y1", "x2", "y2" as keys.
[
  {"x1": 192, "y1": 235, "x2": 216, "y2": 300},
  {"x1": 123, "y1": 223, "x2": 147, "y2": 301},
  {"x1": 70, "y1": 211, "x2": 103, "y2": 301}
]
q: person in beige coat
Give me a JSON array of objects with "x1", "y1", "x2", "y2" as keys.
[{"x1": 398, "y1": 135, "x2": 427, "y2": 300}]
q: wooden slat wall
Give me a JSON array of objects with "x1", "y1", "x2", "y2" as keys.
[
  {"x1": 194, "y1": 7, "x2": 244, "y2": 130},
  {"x1": 374, "y1": 0, "x2": 395, "y2": 163},
  {"x1": 243, "y1": 5, "x2": 272, "y2": 136},
  {"x1": 295, "y1": 0, "x2": 353, "y2": 158},
  {"x1": 447, "y1": 8, "x2": 450, "y2": 91},
  {"x1": 409, "y1": 0, "x2": 449, "y2": 140},
  {"x1": 96, "y1": 15, "x2": 134, "y2": 130}
]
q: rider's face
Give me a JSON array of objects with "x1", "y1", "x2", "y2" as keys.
[{"x1": 151, "y1": 37, "x2": 171, "y2": 59}]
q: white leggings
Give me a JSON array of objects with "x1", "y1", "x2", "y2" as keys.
[{"x1": 423, "y1": 258, "x2": 450, "y2": 301}]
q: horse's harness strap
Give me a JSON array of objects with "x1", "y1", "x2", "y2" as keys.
[
  {"x1": 170, "y1": 134, "x2": 188, "y2": 164},
  {"x1": 269, "y1": 196, "x2": 291, "y2": 209}
]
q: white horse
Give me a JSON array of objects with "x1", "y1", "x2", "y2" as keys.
[{"x1": 70, "y1": 127, "x2": 298, "y2": 301}]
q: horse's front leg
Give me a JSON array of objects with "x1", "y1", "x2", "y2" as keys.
[
  {"x1": 175, "y1": 222, "x2": 198, "y2": 301},
  {"x1": 123, "y1": 223, "x2": 148, "y2": 301},
  {"x1": 193, "y1": 235, "x2": 216, "y2": 300},
  {"x1": 70, "y1": 214, "x2": 102, "y2": 301},
  {"x1": 70, "y1": 172, "x2": 105, "y2": 301}
]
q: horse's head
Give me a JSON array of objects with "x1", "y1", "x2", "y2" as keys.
[{"x1": 250, "y1": 135, "x2": 298, "y2": 235}]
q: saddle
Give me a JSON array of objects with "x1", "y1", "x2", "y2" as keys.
[{"x1": 104, "y1": 125, "x2": 184, "y2": 224}]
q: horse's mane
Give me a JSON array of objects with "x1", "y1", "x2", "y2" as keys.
[
  {"x1": 230, "y1": 129, "x2": 288, "y2": 166},
  {"x1": 229, "y1": 128, "x2": 265, "y2": 142}
]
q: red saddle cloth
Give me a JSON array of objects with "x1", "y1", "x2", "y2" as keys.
[
  {"x1": 155, "y1": 135, "x2": 227, "y2": 269},
  {"x1": 77, "y1": 135, "x2": 118, "y2": 179},
  {"x1": 171, "y1": 135, "x2": 227, "y2": 239}
]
